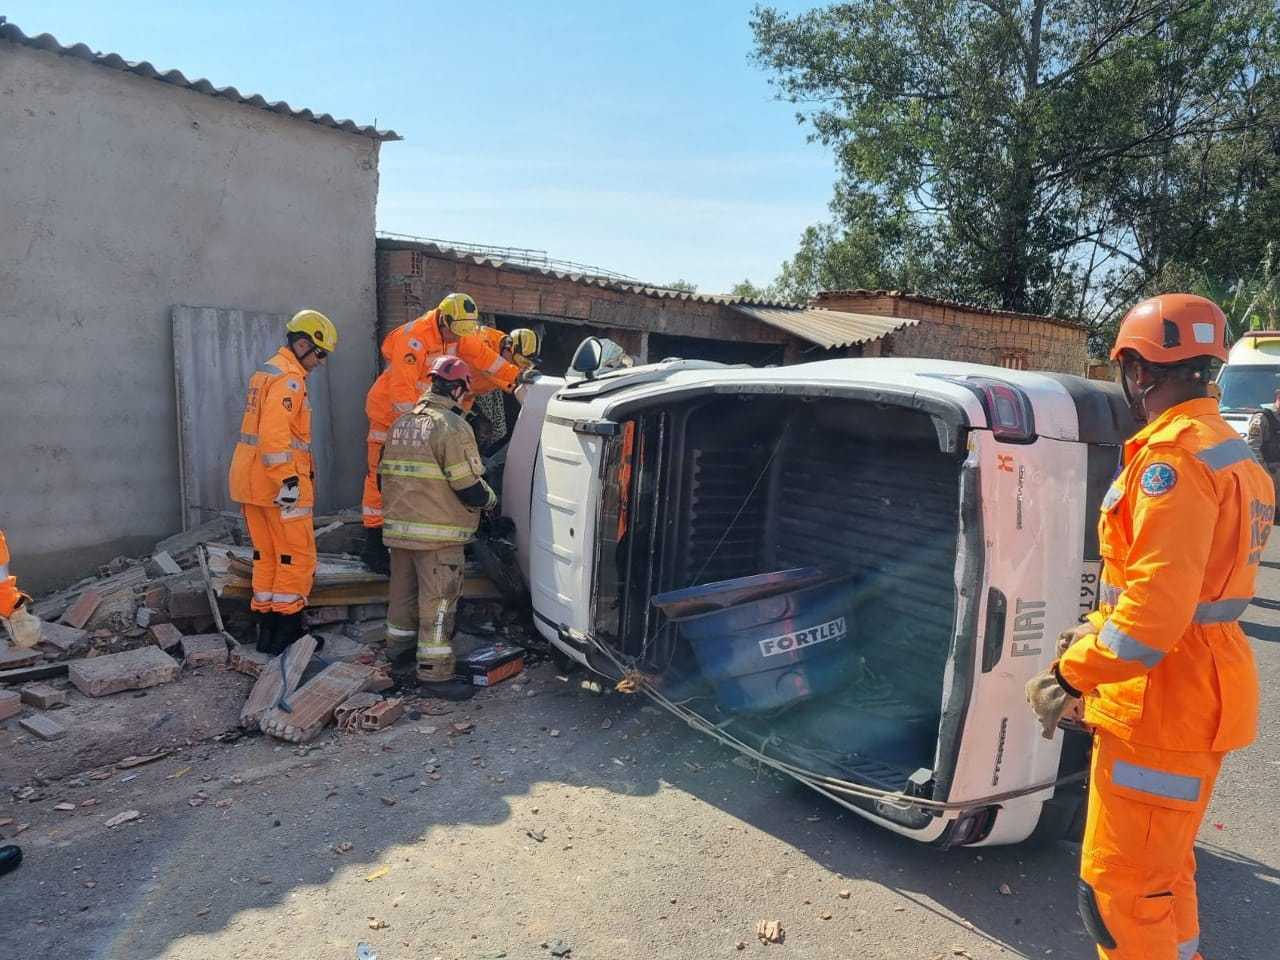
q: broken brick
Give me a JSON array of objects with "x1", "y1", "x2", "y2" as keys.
[
  {"x1": 167, "y1": 583, "x2": 212, "y2": 620},
  {"x1": 60, "y1": 590, "x2": 104, "y2": 629},
  {"x1": 148, "y1": 622, "x2": 184, "y2": 651},
  {"x1": 19, "y1": 683, "x2": 68, "y2": 710},
  {"x1": 68, "y1": 646, "x2": 180, "y2": 698},
  {"x1": 334, "y1": 691, "x2": 383, "y2": 730},
  {"x1": 361, "y1": 697, "x2": 404, "y2": 731},
  {"x1": 260, "y1": 661, "x2": 375, "y2": 743},
  {"x1": 0, "y1": 690, "x2": 21, "y2": 722},
  {"x1": 19, "y1": 713, "x2": 67, "y2": 741},
  {"x1": 0, "y1": 645, "x2": 42, "y2": 670},
  {"x1": 39, "y1": 621, "x2": 89, "y2": 657},
  {"x1": 228, "y1": 644, "x2": 270, "y2": 678},
  {"x1": 180, "y1": 633, "x2": 227, "y2": 668},
  {"x1": 241, "y1": 635, "x2": 316, "y2": 729}
]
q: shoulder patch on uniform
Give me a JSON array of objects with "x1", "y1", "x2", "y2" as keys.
[
  {"x1": 1140, "y1": 462, "x2": 1178, "y2": 497},
  {"x1": 408, "y1": 338, "x2": 423, "y2": 352}
]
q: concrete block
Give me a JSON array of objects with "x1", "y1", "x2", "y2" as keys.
[
  {"x1": 60, "y1": 590, "x2": 104, "y2": 629},
  {"x1": 350, "y1": 603, "x2": 388, "y2": 622},
  {"x1": 228, "y1": 644, "x2": 270, "y2": 678},
  {"x1": 334, "y1": 691, "x2": 382, "y2": 729},
  {"x1": 0, "y1": 645, "x2": 42, "y2": 670},
  {"x1": 180, "y1": 633, "x2": 227, "y2": 668},
  {"x1": 151, "y1": 551, "x2": 183, "y2": 575},
  {"x1": 304, "y1": 605, "x2": 349, "y2": 627},
  {"x1": 19, "y1": 683, "x2": 68, "y2": 710},
  {"x1": 0, "y1": 690, "x2": 21, "y2": 721},
  {"x1": 39, "y1": 621, "x2": 89, "y2": 656},
  {"x1": 68, "y1": 647, "x2": 180, "y2": 698},
  {"x1": 19, "y1": 713, "x2": 67, "y2": 741},
  {"x1": 148, "y1": 623, "x2": 184, "y2": 651}
]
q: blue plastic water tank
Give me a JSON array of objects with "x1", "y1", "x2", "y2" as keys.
[{"x1": 654, "y1": 572, "x2": 857, "y2": 713}]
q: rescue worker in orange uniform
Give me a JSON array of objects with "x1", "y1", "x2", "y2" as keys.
[
  {"x1": 380, "y1": 356, "x2": 497, "y2": 700},
  {"x1": 361, "y1": 294, "x2": 520, "y2": 572},
  {"x1": 229, "y1": 310, "x2": 338, "y2": 655},
  {"x1": 1026, "y1": 294, "x2": 1272, "y2": 960},
  {"x1": 1, "y1": 530, "x2": 41, "y2": 877}
]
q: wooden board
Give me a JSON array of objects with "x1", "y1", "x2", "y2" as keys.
[{"x1": 239, "y1": 635, "x2": 317, "y2": 729}]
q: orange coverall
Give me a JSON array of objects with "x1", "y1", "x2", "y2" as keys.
[
  {"x1": 0, "y1": 530, "x2": 29, "y2": 619},
  {"x1": 1057, "y1": 397, "x2": 1273, "y2": 960},
  {"x1": 361, "y1": 312, "x2": 519, "y2": 528},
  {"x1": 228, "y1": 347, "x2": 317, "y2": 615}
]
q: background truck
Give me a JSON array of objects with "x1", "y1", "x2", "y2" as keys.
[
  {"x1": 501, "y1": 344, "x2": 1136, "y2": 847},
  {"x1": 1217, "y1": 330, "x2": 1280, "y2": 436}
]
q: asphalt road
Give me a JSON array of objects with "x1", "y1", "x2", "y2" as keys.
[{"x1": 2, "y1": 551, "x2": 1278, "y2": 960}]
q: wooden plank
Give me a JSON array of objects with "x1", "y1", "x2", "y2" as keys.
[
  {"x1": 196, "y1": 546, "x2": 226, "y2": 634},
  {"x1": 240, "y1": 635, "x2": 317, "y2": 729},
  {"x1": 0, "y1": 662, "x2": 71, "y2": 685}
]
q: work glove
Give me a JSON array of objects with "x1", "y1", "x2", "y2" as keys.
[
  {"x1": 274, "y1": 476, "x2": 300, "y2": 508},
  {"x1": 1026, "y1": 667, "x2": 1081, "y2": 740},
  {"x1": 4, "y1": 603, "x2": 43, "y2": 649},
  {"x1": 1057, "y1": 621, "x2": 1095, "y2": 656}
]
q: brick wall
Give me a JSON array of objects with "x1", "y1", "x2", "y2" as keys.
[
  {"x1": 813, "y1": 291, "x2": 1090, "y2": 375},
  {"x1": 376, "y1": 241, "x2": 788, "y2": 351}
]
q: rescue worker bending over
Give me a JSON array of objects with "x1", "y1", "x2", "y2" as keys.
[
  {"x1": 1026, "y1": 293, "x2": 1272, "y2": 960},
  {"x1": 361, "y1": 293, "x2": 521, "y2": 572},
  {"x1": 1, "y1": 529, "x2": 41, "y2": 878},
  {"x1": 229, "y1": 310, "x2": 337, "y2": 655},
  {"x1": 466, "y1": 326, "x2": 541, "y2": 447},
  {"x1": 380, "y1": 356, "x2": 497, "y2": 701},
  {"x1": 1246, "y1": 388, "x2": 1280, "y2": 505}
]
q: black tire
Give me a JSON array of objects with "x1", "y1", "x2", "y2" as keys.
[
  {"x1": 1025, "y1": 786, "x2": 1087, "y2": 846},
  {"x1": 551, "y1": 646, "x2": 581, "y2": 675}
]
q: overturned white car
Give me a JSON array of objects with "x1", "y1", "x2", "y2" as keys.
[{"x1": 502, "y1": 342, "x2": 1135, "y2": 847}]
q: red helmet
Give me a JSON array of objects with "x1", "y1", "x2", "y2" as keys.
[
  {"x1": 1110, "y1": 293, "x2": 1229, "y2": 364},
  {"x1": 429, "y1": 355, "x2": 472, "y2": 389}
]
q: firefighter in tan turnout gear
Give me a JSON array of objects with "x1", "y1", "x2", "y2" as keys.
[{"x1": 380, "y1": 355, "x2": 497, "y2": 700}]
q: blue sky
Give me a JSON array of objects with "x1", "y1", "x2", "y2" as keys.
[{"x1": 7, "y1": 2, "x2": 834, "y2": 292}]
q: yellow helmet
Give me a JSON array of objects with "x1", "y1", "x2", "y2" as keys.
[
  {"x1": 437, "y1": 292, "x2": 481, "y2": 336},
  {"x1": 509, "y1": 328, "x2": 540, "y2": 368},
  {"x1": 286, "y1": 309, "x2": 338, "y2": 353}
]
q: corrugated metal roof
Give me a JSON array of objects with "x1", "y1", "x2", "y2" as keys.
[
  {"x1": 377, "y1": 237, "x2": 804, "y2": 309},
  {"x1": 815, "y1": 289, "x2": 1087, "y2": 331},
  {"x1": 729, "y1": 306, "x2": 919, "y2": 349},
  {"x1": 0, "y1": 18, "x2": 400, "y2": 142}
]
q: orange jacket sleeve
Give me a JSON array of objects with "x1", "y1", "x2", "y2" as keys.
[
  {"x1": 0, "y1": 530, "x2": 25, "y2": 618},
  {"x1": 458, "y1": 333, "x2": 519, "y2": 392},
  {"x1": 386, "y1": 317, "x2": 436, "y2": 414},
  {"x1": 259, "y1": 375, "x2": 303, "y2": 486},
  {"x1": 1058, "y1": 444, "x2": 1217, "y2": 694}
]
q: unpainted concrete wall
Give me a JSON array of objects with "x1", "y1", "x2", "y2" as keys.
[{"x1": 0, "y1": 42, "x2": 381, "y2": 588}]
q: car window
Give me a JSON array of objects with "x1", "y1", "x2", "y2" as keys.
[{"x1": 1218, "y1": 365, "x2": 1280, "y2": 412}]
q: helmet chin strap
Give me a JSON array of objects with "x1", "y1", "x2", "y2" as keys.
[{"x1": 1121, "y1": 362, "x2": 1160, "y2": 424}]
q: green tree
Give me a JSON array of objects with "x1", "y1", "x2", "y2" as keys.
[{"x1": 752, "y1": 0, "x2": 1280, "y2": 326}]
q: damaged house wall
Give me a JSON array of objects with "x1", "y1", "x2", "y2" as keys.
[{"x1": 0, "y1": 41, "x2": 381, "y2": 590}]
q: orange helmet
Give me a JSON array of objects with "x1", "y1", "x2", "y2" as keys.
[{"x1": 1110, "y1": 293, "x2": 1228, "y2": 364}]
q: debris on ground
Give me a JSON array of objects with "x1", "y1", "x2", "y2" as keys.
[
  {"x1": 18, "y1": 713, "x2": 67, "y2": 741},
  {"x1": 68, "y1": 646, "x2": 180, "y2": 698},
  {"x1": 756, "y1": 920, "x2": 785, "y2": 944},
  {"x1": 19, "y1": 682, "x2": 68, "y2": 709},
  {"x1": 104, "y1": 809, "x2": 141, "y2": 828},
  {"x1": 260, "y1": 661, "x2": 376, "y2": 743}
]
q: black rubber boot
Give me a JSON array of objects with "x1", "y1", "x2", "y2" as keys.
[
  {"x1": 254, "y1": 611, "x2": 279, "y2": 655},
  {"x1": 418, "y1": 677, "x2": 476, "y2": 701},
  {"x1": 270, "y1": 612, "x2": 304, "y2": 654},
  {"x1": 362, "y1": 527, "x2": 390, "y2": 576},
  {"x1": 0, "y1": 844, "x2": 22, "y2": 877}
]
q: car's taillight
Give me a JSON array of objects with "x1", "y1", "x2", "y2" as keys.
[{"x1": 927, "y1": 375, "x2": 1037, "y2": 443}]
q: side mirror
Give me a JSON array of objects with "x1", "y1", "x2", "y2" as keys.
[{"x1": 570, "y1": 337, "x2": 605, "y2": 380}]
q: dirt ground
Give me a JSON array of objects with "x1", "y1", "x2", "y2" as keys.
[{"x1": 2, "y1": 556, "x2": 1279, "y2": 959}]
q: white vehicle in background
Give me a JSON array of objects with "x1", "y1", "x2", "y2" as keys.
[
  {"x1": 502, "y1": 341, "x2": 1136, "y2": 847},
  {"x1": 1217, "y1": 331, "x2": 1280, "y2": 436}
]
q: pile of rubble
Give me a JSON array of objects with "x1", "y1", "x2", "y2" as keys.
[{"x1": 1, "y1": 513, "x2": 534, "y2": 752}]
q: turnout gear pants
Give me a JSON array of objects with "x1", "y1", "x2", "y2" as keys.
[
  {"x1": 385, "y1": 545, "x2": 464, "y2": 679},
  {"x1": 362, "y1": 427, "x2": 388, "y2": 529},
  {"x1": 1079, "y1": 731, "x2": 1222, "y2": 960},
  {"x1": 242, "y1": 504, "x2": 316, "y2": 615}
]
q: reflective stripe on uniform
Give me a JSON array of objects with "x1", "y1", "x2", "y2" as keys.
[
  {"x1": 385, "y1": 623, "x2": 417, "y2": 638},
  {"x1": 258, "y1": 362, "x2": 283, "y2": 375},
  {"x1": 419, "y1": 645, "x2": 452, "y2": 656},
  {"x1": 442, "y1": 461, "x2": 476, "y2": 481},
  {"x1": 393, "y1": 401, "x2": 414, "y2": 413},
  {"x1": 1101, "y1": 485, "x2": 1123, "y2": 510},
  {"x1": 290, "y1": 439, "x2": 310, "y2": 452},
  {"x1": 432, "y1": 599, "x2": 449, "y2": 645},
  {"x1": 1193, "y1": 597, "x2": 1250, "y2": 623},
  {"x1": 1195, "y1": 438, "x2": 1255, "y2": 470},
  {"x1": 239, "y1": 432, "x2": 259, "y2": 446},
  {"x1": 367, "y1": 429, "x2": 388, "y2": 442},
  {"x1": 382, "y1": 519, "x2": 473, "y2": 543},
  {"x1": 0, "y1": 564, "x2": 9, "y2": 580},
  {"x1": 1178, "y1": 936, "x2": 1199, "y2": 960},
  {"x1": 280, "y1": 505, "x2": 313, "y2": 521},
  {"x1": 362, "y1": 505, "x2": 383, "y2": 517},
  {"x1": 272, "y1": 592, "x2": 303, "y2": 604},
  {"x1": 380, "y1": 459, "x2": 447, "y2": 480},
  {"x1": 1112, "y1": 759, "x2": 1202, "y2": 802},
  {"x1": 484, "y1": 356, "x2": 506, "y2": 374},
  {"x1": 253, "y1": 591, "x2": 274, "y2": 604},
  {"x1": 1099, "y1": 581, "x2": 1123, "y2": 607},
  {"x1": 262, "y1": 451, "x2": 292, "y2": 467},
  {"x1": 1098, "y1": 621, "x2": 1164, "y2": 668}
]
